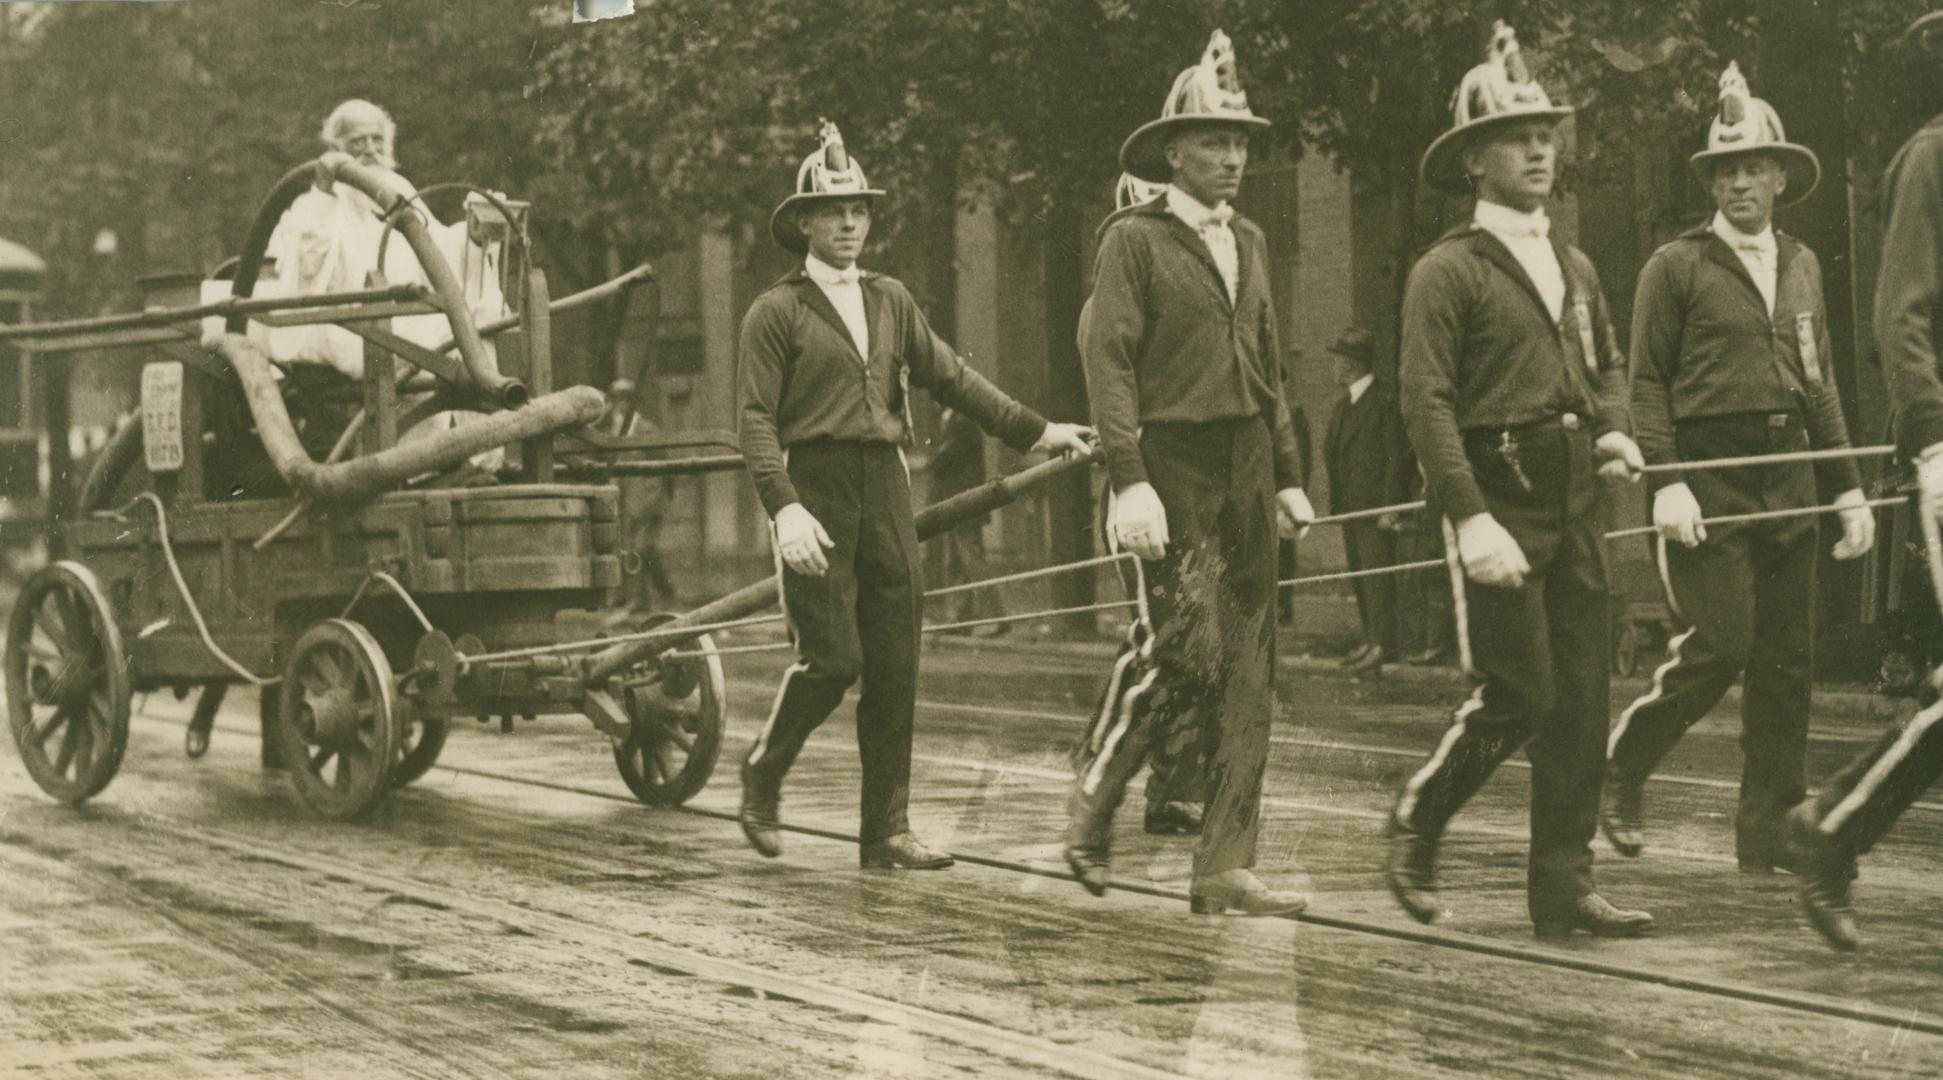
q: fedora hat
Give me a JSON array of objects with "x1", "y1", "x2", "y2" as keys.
[
  {"x1": 1327, "y1": 328, "x2": 1379, "y2": 368},
  {"x1": 768, "y1": 120, "x2": 885, "y2": 254},
  {"x1": 1119, "y1": 30, "x2": 1271, "y2": 185},
  {"x1": 1687, "y1": 62, "x2": 1819, "y2": 206},
  {"x1": 1420, "y1": 21, "x2": 1574, "y2": 195}
]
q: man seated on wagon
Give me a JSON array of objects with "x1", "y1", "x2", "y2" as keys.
[
  {"x1": 260, "y1": 98, "x2": 506, "y2": 375},
  {"x1": 206, "y1": 99, "x2": 509, "y2": 479}
]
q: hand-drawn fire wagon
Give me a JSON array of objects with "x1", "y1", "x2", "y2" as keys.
[{"x1": 0, "y1": 157, "x2": 751, "y2": 820}]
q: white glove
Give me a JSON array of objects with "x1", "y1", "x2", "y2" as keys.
[
  {"x1": 1831, "y1": 487, "x2": 1875, "y2": 561},
  {"x1": 1276, "y1": 487, "x2": 1314, "y2": 540},
  {"x1": 1653, "y1": 482, "x2": 1707, "y2": 548},
  {"x1": 1455, "y1": 513, "x2": 1530, "y2": 588},
  {"x1": 1111, "y1": 481, "x2": 1169, "y2": 561},
  {"x1": 1920, "y1": 443, "x2": 1943, "y2": 525},
  {"x1": 1595, "y1": 430, "x2": 1645, "y2": 481},
  {"x1": 1030, "y1": 422, "x2": 1094, "y2": 457},
  {"x1": 773, "y1": 503, "x2": 835, "y2": 577}
]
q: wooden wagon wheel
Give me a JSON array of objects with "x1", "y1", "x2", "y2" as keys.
[
  {"x1": 610, "y1": 613, "x2": 724, "y2": 807},
  {"x1": 390, "y1": 705, "x2": 450, "y2": 789},
  {"x1": 4, "y1": 561, "x2": 131, "y2": 805},
  {"x1": 275, "y1": 618, "x2": 400, "y2": 819}
]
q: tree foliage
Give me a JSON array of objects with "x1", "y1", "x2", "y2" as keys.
[{"x1": 0, "y1": 0, "x2": 557, "y2": 317}]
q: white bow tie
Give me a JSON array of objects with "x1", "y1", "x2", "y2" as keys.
[
  {"x1": 1498, "y1": 218, "x2": 1549, "y2": 240},
  {"x1": 809, "y1": 263, "x2": 861, "y2": 286},
  {"x1": 1196, "y1": 205, "x2": 1235, "y2": 231},
  {"x1": 1730, "y1": 236, "x2": 1774, "y2": 256}
]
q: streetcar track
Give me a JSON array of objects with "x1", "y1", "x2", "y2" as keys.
[
  {"x1": 0, "y1": 835, "x2": 490, "y2": 1080},
  {"x1": 98, "y1": 704, "x2": 1943, "y2": 1044},
  {"x1": 82, "y1": 806, "x2": 1193, "y2": 1080}
]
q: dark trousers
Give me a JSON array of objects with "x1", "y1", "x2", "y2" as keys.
[
  {"x1": 745, "y1": 441, "x2": 920, "y2": 846},
  {"x1": 1072, "y1": 418, "x2": 1278, "y2": 876},
  {"x1": 1344, "y1": 522, "x2": 1399, "y2": 656},
  {"x1": 1803, "y1": 704, "x2": 1943, "y2": 858},
  {"x1": 1393, "y1": 423, "x2": 1609, "y2": 922},
  {"x1": 1608, "y1": 520, "x2": 1817, "y2": 858}
]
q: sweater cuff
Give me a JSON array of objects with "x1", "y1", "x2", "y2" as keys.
[
  {"x1": 1437, "y1": 479, "x2": 1488, "y2": 522},
  {"x1": 1814, "y1": 458, "x2": 1863, "y2": 500},
  {"x1": 758, "y1": 479, "x2": 803, "y2": 520},
  {"x1": 1105, "y1": 446, "x2": 1149, "y2": 492},
  {"x1": 1002, "y1": 409, "x2": 1049, "y2": 453}
]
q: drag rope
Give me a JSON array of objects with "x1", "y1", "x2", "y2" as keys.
[
  {"x1": 1278, "y1": 559, "x2": 1444, "y2": 589},
  {"x1": 126, "y1": 492, "x2": 282, "y2": 686},
  {"x1": 1306, "y1": 500, "x2": 1425, "y2": 527},
  {"x1": 252, "y1": 410, "x2": 368, "y2": 550},
  {"x1": 660, "y1": 558, "x2": 1146, "y2": 659},
  {"x1": 1637, "y1": 443, "x2": 1893, "y2": 475},
  {"x1": 1603, "y1": 497, "x2": 1903, "y2": 541},
  {"x1": 459, "y1": 611, "x2": 788, "y2": 667},
  {"x1": 340, "y1": 570, "x2": 436, "y2": 634}
]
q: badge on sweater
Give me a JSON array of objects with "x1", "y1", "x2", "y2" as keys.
[
  {"x1": 1573, "y1": 297, "x2": 1599, "y2": 372},
  {"x1": 1795, "y1": 312, "x2": 1822, "y2": 383}
]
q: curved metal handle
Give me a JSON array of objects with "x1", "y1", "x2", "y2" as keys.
[{"x1": 226, "y1": 155, "x2": 525, "y2": 409}]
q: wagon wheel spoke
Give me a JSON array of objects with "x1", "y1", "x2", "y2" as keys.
[
  {"x1": 312, "y1": 648, "x2": 348, "y2": 691},
  {"x1": 296, "y1": 660, "x2": 332, "y2": 698},
  {"x1": 67, "y1": 717, "x2": 95, "y2": 776},
  {"x1": 58, "y1": 588, "x2": 99, "y2": 657},
  {"x1": 35, "y1": 596, "x2": 71, "y2": 654},
  {"x1": 31, "y1": 710, "x2": 68, "y2": 749},
  {"x1": 641, "y1": 713, "x2": 696, "y2": 752},
  {"x1": 654, "y1": 741, "x2": 684, "y2": 781},
  {"x1": 333, "y1": 756, "x2": 354, "y2": 793},
  {"x1": 50, "y1": 716, "x2": 80, "y2": 776},
  {"x1": 309, "y1": 747, "x2": 336, "y2": 774}
]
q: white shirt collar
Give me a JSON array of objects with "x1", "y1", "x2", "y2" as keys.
[
  {"x1": 1166, "y1": 186, "x2": 1233, "y2": 230},
  {"x1": 1473, "y1": 199, "x2": 1551, "y2": 240},
  {"x1": 1348, "y1": 373, "x2": 1374, "y2": 405},
  {"x1": 805, "y1": 252, "x2": 862, "y2": 286},
  {"x1": 1709, "y1": 212, "x2": 1776, "y2": 255}
]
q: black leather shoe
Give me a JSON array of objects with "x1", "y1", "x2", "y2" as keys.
[
  {"x1": 860, "y1": 832, "x2": 954, "y2": 870},
  {"x1": 1064, "y1": 844, "x2": 1111, "y2": 897},
  {"x1": 1385, "y1": 820, "x2": 1448, "y2": 925},
  {"x1": 1144, "y1": 801, "x2": 1204, "y2": 836},
  {"x1": 1788, "y1": 804, "x2": 1860, "y2": 951},
  {"x1": 738, "y1": 761, "x2": 783, "y2": 859},
  {"x1": 1189, "y1": 869, "x2": 1308, "y2": 916},
  {"x1": 1601, "y1": 778, "x2": 1645, "y2": 858},
  {"x1": 1339, "y1": 643, "x2": 1380, "y2": 668},
  {"x1": 1533, "y1": 894, "x2": 1654, "y2": 940}
]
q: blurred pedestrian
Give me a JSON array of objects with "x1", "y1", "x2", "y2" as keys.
[{"x1": 1323, "y1": 328, "x2": 1411, "y2": 674}]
